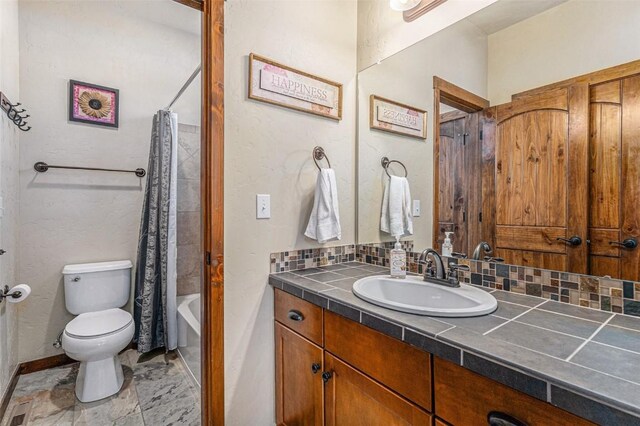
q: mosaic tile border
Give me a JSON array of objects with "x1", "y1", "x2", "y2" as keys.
[{"x1": 270, "y1": 244, "x2": 356, "y2": 273}]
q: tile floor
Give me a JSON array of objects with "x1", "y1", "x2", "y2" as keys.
[{"x1": 1, "y1": 350, "x2": 200, "y2": 426}]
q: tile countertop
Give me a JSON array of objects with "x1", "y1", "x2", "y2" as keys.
[{"x1": 268, "y1": 262, "x2": 640, "y2": 425}]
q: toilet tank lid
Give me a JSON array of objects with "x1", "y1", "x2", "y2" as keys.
[{"x1": 62, "y1": 260, "x2": 133, "y2": 275}]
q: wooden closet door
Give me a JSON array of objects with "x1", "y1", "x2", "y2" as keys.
[
  {"x1": 438, "y1": 111, "x2": 482, "y2": 256},
  {"x1": 589, "y1": 76, "x2": 640, "y2": 280},
  {"x1": 492, "y1": 85, "x2": 589, "y2": 273}
]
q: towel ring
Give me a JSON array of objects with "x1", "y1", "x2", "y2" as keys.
[
  {"x1": 381, "y1": 157, "x2": 408, "y2": 178},
  {"x1": 313, "y1": 146, "x2": 331, "y2": 170}
]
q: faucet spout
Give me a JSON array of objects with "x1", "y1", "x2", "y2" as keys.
[
  {"x1": 418, "y1": 249, "x2": 445, "y2": 280},
  {"x1": 472, "y1": 241, "x2": 492, "y2": 260}
]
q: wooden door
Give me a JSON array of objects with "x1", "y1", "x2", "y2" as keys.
[
  {"x1": 490, "y1": 85, "x2": 589, "y2": 273},
  {"x1": 438, "y1": 110, "x2": 482, "y2": 257},
  {"x1": 275, "y1": 323, "x2": 324, "y2": 426},
  {"x1": 324, "y1": 352, "x2": 431, "y2": 426},
  {"x1": 588, "y1": 76, "x2": 640, "y2": 280}
]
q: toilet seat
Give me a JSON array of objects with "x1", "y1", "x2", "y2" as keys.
[{"x1": 65, "y1": 308, "x2": 133, "y2": 339}]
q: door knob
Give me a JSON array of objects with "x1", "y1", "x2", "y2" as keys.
[
  {"x1": 609, "y1": 238, "x2": 638, "y2": 249},
  {"x1": 311, "y1": 363, "x2": 321, "y2": 374},
  {"x1": 557, "y1": 236, "x2": 582, "y2": 246},
  {"x1": 322, "y1": 371, "x2": 333, "y2": 383}
]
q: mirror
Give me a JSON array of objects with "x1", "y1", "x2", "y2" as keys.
[{"x1": 357, "y1": 0, "x2": 640, "y2": 281}]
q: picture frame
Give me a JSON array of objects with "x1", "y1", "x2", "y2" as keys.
[
  {"x1": 69, "y1": 80, "x2": 119, "y2": 128},
  {"x1": 248, "y1": 53, "x2": 343, "y2": 120},
  {"x1": 370, "y1": 95, "x2": 427, "y2": 139}
]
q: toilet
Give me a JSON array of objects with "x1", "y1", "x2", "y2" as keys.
[{"x1": 61, "y1": 260, "x2": 135, "y2": 403}]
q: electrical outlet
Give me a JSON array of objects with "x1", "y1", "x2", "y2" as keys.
[
  {"x1": 412, "y1": 200, "x2": 421, "y2": 217},
  {"x1": 256, "y1": 194, "x2": 271, "y2": 219}
]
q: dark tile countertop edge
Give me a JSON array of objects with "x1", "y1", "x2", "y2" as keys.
[{"x1": 269, "y1": 268, "x2": 640, "y2": 426}]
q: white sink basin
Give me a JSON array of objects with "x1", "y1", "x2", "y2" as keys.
[{"x1": 352, "y1": 275, "x2": 497, "y2": 317}]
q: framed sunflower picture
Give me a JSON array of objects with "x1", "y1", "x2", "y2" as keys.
[{"x1": 69, "y1": 80, "x2": 119, "y2": 128}]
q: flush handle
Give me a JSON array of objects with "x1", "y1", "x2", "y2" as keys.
[
  {"x1": 72, "y1": 276, "x2": 81, "y2": 282},
  {"x1": 287, "y1": 310, "x2": 304, "y2": 322},
  {"x1": 487, "y1": 411, "x2": 527, "y2": 426}
]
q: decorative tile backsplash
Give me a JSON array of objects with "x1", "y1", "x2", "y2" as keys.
[
  {"x1": 270, "y1": 243, "x2": 640, "y2": 317},
  {"x1": 270, "y1": 245, "x2": 356, "y2": 273}
]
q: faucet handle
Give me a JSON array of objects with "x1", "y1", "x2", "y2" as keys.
[
  {"x1": 448, "y1": 262, "x2": 470, "y2": 272},
  {"x1": 447, "y1": 263, "x2": 469, "y2": 287}
]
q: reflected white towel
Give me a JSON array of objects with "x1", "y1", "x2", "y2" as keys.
[
  {"x1": 305, "y1": 169, "x2": 342, "y2": 243},
  {"x1": 381, "y1": 176, "x2": 413, "y2": 238}
]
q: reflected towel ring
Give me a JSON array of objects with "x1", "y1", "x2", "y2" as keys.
[
  {"x1": 313, "y1": 146, "x2": 331, "y2": 170},
  {"x1": 381, "y1": 157, "x2": 408, "y2": 178}
]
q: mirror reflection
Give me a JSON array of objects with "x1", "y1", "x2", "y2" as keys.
[{"x1": 357, "y1": 0, "x2": 640, "y2": 281}]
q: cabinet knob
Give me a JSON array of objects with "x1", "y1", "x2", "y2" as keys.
[
  {"x1": 487, "y1": 411, "x2": 527, "y2": 426},
  {"x1": 287, "y1": 310, "x2": 304, "y2": 322},
  {"x1": 311, "y1": 363, "x2": 321, "y2": 374},
  {"x1": 322, "y1": 371, "x2": 332, "y2": 383}
]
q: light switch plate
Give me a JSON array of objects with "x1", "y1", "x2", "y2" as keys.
[
  {"x1": 256, "y1": 194, "x2": 271, "y2": 219},
  {"x1": 412, "y1": 200, "x2": 421, "y2": 217}
]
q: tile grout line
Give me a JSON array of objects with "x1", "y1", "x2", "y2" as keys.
[
  {"x1": 565, "y1": 314, "x2": 615, "y2": 362},
  {"x1": 483, "y1": 300, "x2": 549, "y2": 336}
]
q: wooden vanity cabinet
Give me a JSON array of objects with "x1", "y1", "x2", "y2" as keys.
[
  {"x1": 434, "y1": 358, "x2": 594, "y2": 426},
  {"x1": 274, "y1": 288, "x2": 594, "y2": 425}
]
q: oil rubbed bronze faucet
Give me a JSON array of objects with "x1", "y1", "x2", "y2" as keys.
[{"x1": 472, "y1": 241, "x2": 492, "y2": 260}]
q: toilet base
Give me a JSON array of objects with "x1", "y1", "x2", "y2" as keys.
[{"x1": 75, "y1": 356, "x2": 125, "y2": 402}]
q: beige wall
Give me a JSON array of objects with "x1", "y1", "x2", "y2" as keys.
[
  {"x1": 17, "y1": 0, "x2": 200, "y2": 362},
  {"x1": 357, "y1": 0, "x2": 496, "y2": 71},
  {"x1": 357, "y1": 19, "x2": 488, "y2": 250},
  {"x1": 224, "y1": 0, "x2": 357, "y2": 423},
  {"x1": 0, "y1": 0, "x2": 20, "y2": 399},
  {"x1": 488, "y1": 0, "x2": 640, "y2": 104}
]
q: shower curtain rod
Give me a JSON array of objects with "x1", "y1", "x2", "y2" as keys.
[{"x1": 166, "y1": 64, "x2": 201, "y2": 110}]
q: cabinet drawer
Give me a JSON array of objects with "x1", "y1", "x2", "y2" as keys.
[
  {"x1": 325, "y1": 353, "x2": 431, "y2": 426},
  {"x1": 434, "y1": 358, "x2": 594, "y2": 426},
  {"x1": 275, "y1": 288, "x2": 323, "y2": 345},
  {"x1": 324, "y1": 310, "x2": 432, "y2": 411}
]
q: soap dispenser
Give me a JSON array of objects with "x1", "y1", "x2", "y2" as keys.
[
  {"x1": 442, "y1": 232, "x2": 454, "y2": 257},
  {"x1": 390, "y1": 238, "x2": 407, "y2": 278}
]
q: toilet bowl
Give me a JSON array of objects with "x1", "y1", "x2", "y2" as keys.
[
  {"x1": 62, "y1": 308, "x2": 134, "y2": 402},
  {"x1": 61, "y1": 260, "x2": 134, "y2": 403}
]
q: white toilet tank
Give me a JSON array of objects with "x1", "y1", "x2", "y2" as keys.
[{"x1": 63, "y1": 260, "x2": 133, "y2": 315}]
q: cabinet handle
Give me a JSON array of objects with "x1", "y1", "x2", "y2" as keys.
[
  {"x1": 287, "y1": 310, "x2": 304, "y2": 322},
  {"x1": 322, "y1": 371, "x2": 332, "y2": 383},
  {"x1": 487, "y1": 411, "x2": 527, "y2": 426},
  {"x1": 311, "y1": 363, "x2": 321, "y2": 374},
  {"x1": 609, "y1": 238, "x2": 638, "y2": 249},
  {"x1": 557, "y1": 236, "x2": 582, "y2": 246}
]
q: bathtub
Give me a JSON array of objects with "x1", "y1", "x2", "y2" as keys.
[{"x1": 177, "y1": 293, "x2": 201, "y2": 386}]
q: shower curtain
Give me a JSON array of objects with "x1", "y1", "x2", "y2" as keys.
[{"x1": 134, "y1": 110, "x2": 178, "y2": 353}]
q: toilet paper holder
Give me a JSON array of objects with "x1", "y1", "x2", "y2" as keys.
[{"x1": 0, "y1": 285, "x2": 22, "y2": 302}]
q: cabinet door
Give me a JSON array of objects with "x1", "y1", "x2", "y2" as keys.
[
  {"x1": 324, "y1": 352, "x2": 431, "y2": 426},
  {"x1": 275, "y1": 323, "x2": 323, "y2": 426}
]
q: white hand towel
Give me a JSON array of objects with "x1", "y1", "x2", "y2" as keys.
[
  {"x1": 305, "y1": 168, "x2": 342, "y2": 243},
  {"x1": 381, "y1": 176, "x2": 413, "y2": 238}
]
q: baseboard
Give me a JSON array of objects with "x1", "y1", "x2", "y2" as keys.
[
  {"x1": 18, "y1": 353, "x2": 74, "y2": 375},
  {"x1": 0, "y1": 365, "x2": 20, "y2": 419}
]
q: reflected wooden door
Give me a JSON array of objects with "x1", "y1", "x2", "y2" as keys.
[
  {"x1": 491, "y1": 85, "x2": 589, "y2": 273},
  {"x1": 589, "y1": 76, "x2": 640, "y2": 280},
  {"x1": 438, "y1": 111, "x2": 481, "y2": 257}
]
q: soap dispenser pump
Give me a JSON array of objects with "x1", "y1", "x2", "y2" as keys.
[
  {"x1": 390, "y1": 238, "x2": 406, "y2": 278},
  {"x1": 442, "y1": 232, "x2": 454, "y2": 257}
]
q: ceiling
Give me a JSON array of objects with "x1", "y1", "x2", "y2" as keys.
[{"x1": 467, "y1": 0, "x2": 568, "y2": 35}]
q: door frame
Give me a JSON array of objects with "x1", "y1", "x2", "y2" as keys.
[
  {"x1": 174, "y1": 0, "x2": 225, "y2": 424},
  {"x1": 432, "y1": 77, "x2": 489, "y2": 250}
]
